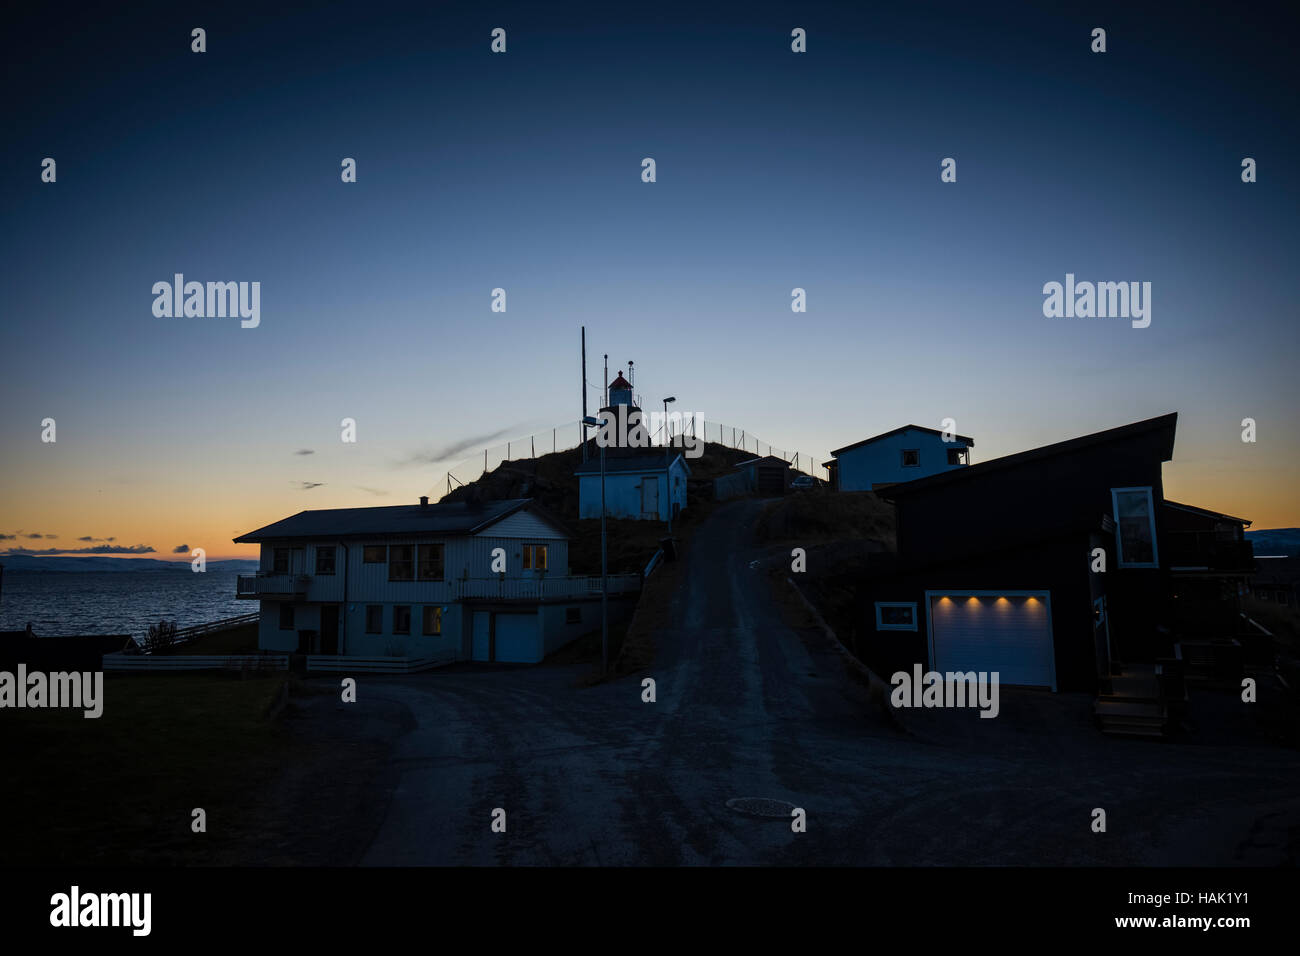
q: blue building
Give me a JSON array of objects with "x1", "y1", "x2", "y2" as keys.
[
  {"x1": 576, "y1": 452, "x2": 690, "y2": 521},
  {"x1": 827, "y1": 424, "x2": 974, "y2": 491}
]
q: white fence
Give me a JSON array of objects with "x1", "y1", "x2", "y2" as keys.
[
  {"x1": 102, "y1": 652, "x2": 290, "y2": 672},
  {"x1": 306, "y1": 652, "x2": 456, "y2": 674}
]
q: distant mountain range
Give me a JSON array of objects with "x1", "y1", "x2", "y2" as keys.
[
  {"x1": 1246, "y1": 528, "x2": 1300, "y2": 557},
  {"x1": 0, "y1": 555, "x2": 259, "y2": 573}
]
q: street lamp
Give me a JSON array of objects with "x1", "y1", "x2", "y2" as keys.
[
  {"x1": 661, "y1": 396, "x2": 676, "y2": 445},
  {"x1": 582, "y1": 415, "x2": 608, "y2": 674},
  {"x1": 661, "y1": 397, "x2": 676, "y2": 534}
]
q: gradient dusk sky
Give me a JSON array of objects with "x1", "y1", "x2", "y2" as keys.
[{"x1": 2, "y1": 1, "x2": 1296, "y2": 559}]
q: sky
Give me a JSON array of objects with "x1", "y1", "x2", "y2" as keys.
[{"x1": 2, "y1": 0, "x2": 1297, "y2": 559}]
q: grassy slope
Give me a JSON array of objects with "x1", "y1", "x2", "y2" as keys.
[
  {"x1": 756, "y1": 489, "x2": 898, "y2": 667},
  {"x1": 0, "y1": 674, "x2": 290, "y2": 865}
]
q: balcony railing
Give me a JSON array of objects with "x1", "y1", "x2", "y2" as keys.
[
  {"x1": 235, "y1": 572, "x2": 641, "y2": 601},
  {"x1": 237, "y1": 572, "x2": 311, "y2": 598},
  {"x1": 451, "y1": 574, "x2": 642, "y2": 600}
]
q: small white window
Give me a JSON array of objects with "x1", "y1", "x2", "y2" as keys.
[{"x1": 875, "y1": 601, "x2": 917, "y2": 631}]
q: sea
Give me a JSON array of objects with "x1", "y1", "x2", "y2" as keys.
[{"x1": 0, "y1": 570, "x2": 250, "y2": 638}]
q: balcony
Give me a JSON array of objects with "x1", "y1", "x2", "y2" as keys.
[
  {"x1": 450, "y1": 574, "x2": 642, "y2": 601},
  {"x1": 1163, "y1": 532, "x2": 1255, "y2": 574},
  {"x1": 237, "y1": 572, "x2": 311, "y2": 599}
]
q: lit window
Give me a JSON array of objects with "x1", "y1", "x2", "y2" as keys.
[{"x1": 422, "y1": 606, "x2": 442, "y2": 635}]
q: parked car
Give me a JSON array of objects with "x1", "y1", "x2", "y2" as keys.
[{"x1": 790, "y1": 475, "x2": 816, "y2": 491}]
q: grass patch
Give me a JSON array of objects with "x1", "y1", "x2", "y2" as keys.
[
  {"x1": 756, "y1": 488, "x2": 896, "y2": 548},
  {"x1": 0, "y1": 673, "x2": 292, "y2": 865}
]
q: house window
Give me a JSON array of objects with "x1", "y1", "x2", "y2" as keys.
[
  {"x1": 522, "y1": 544, "x2": 548, "y2": 571},
  {"x1": 422, "y1": 606, "x2": 442, "y2": 636},
  {"x1": 279, "y1": 604, "x2": 295, "y2": 630},
  {"x1": 393, "y1": 605, "x2": 411, "y2": 635},
  {"x1": 946, "y1": 447, "x2": 968, "y2": 466},
  {"x1": 388, "y1": 544, "x2": 414, "y2": 581},
  {"x1": 901, "y1": 449, "x2": 920, "y2": 467},
  {"x1": 363, "y1": 545, "x2": 386, "y2": 564},
  {"x1": 418, "y1": 543, "x2": 445, "y2": 581},
  {"x1": 273, "y1": 548, "x2": 290, "y2": 574},
  {"x1": 565, "y1": 607, "x2": 581, "y2": 624},
  {"x1": 1111, "y1": 487, "x2": 1159, "y2": 568},
  {"x1": 315, "y1": 546, "x2": 336, "y2": 575},
  {"x1": 365, "y1": 605, "x2": 383, "y2": 633},
  {"x1": 875, "y1": 601, "x2": 917, "y2": 631}
]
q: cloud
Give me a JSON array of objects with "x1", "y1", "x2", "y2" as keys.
[
  {"x1": 172, "y1": 544, "x2": 190, "y2": 554},
  {"x1": 354, "y1": 486, "x2": 390, "y2": 496},
  {"x1": 396, "y1": 426, "x2": 522, "y2": 467},
  {"x1": 0, "y1": 534, "x2": 14, "y2": 541},
  {"x1": 292, "y1": 481, "x2": 324, "y2": 490},
  {"x1": 1, "y1": 544, "x2": 156, "y2": 556},
  {"x1": 26, "y1": 533, "x2": 52, "y2": 539},
  {"x1": 294, "y1": 449, "x2": 315, "y2": 455}
]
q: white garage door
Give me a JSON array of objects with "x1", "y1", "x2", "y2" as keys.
[
  {"x1": 928, "y1": 592, "x2": 1056, "y2": 690},
  {"x1": 493, "y1": 613, "x2": 541, "y2": 664}
]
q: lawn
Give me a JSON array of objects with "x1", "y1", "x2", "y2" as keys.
[{"x1": 0, "y1": 673, "x2": 292, "y2": 865}]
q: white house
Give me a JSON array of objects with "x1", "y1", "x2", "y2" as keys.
[
  {"x1": 575, "y1": 451, "x2": 690, "y2": 521},
  {"x1": 827, "y1": 425, "x2": 974, "y2": 491},
  {"x1": 233, "y1": 497, "x2": 639, "y2": 663}
]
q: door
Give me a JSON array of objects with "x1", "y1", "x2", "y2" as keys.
[
  {"x1": 471, "y1": 611, "x2": 491, "y2": 661},
  {"x1": 641, "y1": 477, "x2": 659, "y2": 518},
  {"x1": 928, "y1": 592, "x2": 1056, "y2": 690},
  {"x1": 320, "y1": 605, "x2": 339, "y2": 655},
  {"x1": 493, "y1": 613, "x2": 540, "y2": 663}
]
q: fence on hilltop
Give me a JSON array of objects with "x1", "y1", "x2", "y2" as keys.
[{"x1": 433, "y1": 418, "x2": 830, "y2": 500}]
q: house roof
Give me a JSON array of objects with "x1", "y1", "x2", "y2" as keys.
[
  {"x1": 734, "y1": 455, "x2": 790, "y2": 469},
  {"x1": 233, "y1": 498, "x2": 548, "y2": 543},
  {"x1": 877, "y1": 413, "x2": 1179, "y2": 500},
  {"x1": 608, "y1": 373, "x2": 632, "y2": 390},
  {"x1": 1165, "y1": 500, "x2": 1252, "y2": 527},
  {"x1": 574, "y1": 451, "x2": 687, "y2": 475},
  {"x1": 830, "y1": 424, "x2": 975, "y2": 458}
]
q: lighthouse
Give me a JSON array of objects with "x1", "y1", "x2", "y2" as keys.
[{"x1": 597, "y1": 368, "x2": 650, "y2": 451}]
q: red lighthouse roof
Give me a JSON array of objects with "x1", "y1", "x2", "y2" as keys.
[{"x1": 609, "y1": 372, "x2": 632, "y2": 390}]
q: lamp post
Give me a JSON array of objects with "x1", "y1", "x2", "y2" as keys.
[
  {"x1": 582, "y1": 415, "x2": 608, "y2": 673},
  {"x1": 662, "y1": 397, "x2": 676, "y2": 534}
]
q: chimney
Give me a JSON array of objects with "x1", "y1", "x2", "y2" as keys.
[{"x1": 419, "y1": 496, "x2": 429, "y2": 509}]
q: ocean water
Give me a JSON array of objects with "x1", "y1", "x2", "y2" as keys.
[{"x1": 0, "y1": 571, "x2": 250, "y2": 638}]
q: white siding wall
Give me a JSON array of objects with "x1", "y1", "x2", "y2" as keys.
[{"x1": 836, "y1": 429, "x2": 971, "y2": 490}]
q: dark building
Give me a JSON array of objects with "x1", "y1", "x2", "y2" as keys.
[{"x1": 862, "y1": 413, "x2": 1256, "y2": 694}]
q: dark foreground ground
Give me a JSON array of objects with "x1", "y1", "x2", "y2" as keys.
[{"x1": 346, "y1": 499, "x2": 1300, "y2": 865}]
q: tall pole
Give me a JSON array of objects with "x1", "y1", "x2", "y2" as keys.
[
  {"x1": 600, "y1": 437, "x2": 608, "y2": 674},
  {"x1": 581, "y1": 326, "x2": 588, "y2": 463}
]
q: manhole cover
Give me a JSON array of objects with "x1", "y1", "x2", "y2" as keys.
[{"x1": 726, "y1": 797, "x2": 797, "y2": 819}]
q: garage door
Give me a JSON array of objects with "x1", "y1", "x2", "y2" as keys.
[
  {"x1": 493, "y1": 613, "x2": 541, "y2": 664},
  {"x1": 928, "y1": 592, "x2": 1056, "y2": 690}
]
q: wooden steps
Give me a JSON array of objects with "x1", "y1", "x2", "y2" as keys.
[{"x1": 1094, "y1": 664, "x2": 1177, "y2": 737}]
